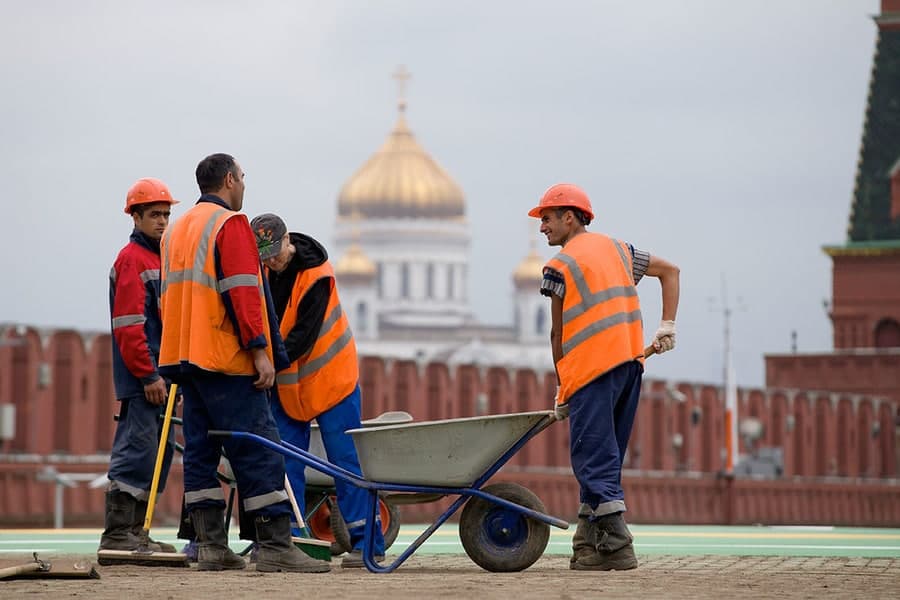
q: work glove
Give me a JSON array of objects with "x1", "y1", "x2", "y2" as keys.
[
  {"x1": 553, "y1": 386, "x2": 570, "y2": 421},
  {"x1": 653, "y1": 320, "x2": 676, "y2": 354}
]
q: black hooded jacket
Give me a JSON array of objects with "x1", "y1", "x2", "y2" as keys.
[{"x1": 265, "y1": 232, "x2": 331, "y2": 363}]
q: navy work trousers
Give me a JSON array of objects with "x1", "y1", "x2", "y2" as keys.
[
  {"x1": 108, "y1": 393, "x2": 175, "y2": 500},
  {"x1": 568, "y1": 360, "x2": 643, "y2": 518},
  {"x1": 181, "y1": 373, "x2": 290, "y2": 519},
  {"x1": 270, "y1": 385, "x2": 385, "y2": 554}
]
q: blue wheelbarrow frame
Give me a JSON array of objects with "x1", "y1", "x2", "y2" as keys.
[{"x1": 209, "y1": 412, "x2": 568, "y2": 573}]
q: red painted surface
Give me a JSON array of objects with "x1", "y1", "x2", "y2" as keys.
[{"x1": 1, "y1": 324, "x2": 898, "y2": 527}]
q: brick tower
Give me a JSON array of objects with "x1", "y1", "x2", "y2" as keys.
[{"x1": 765, "y1": 0, "x2": 900, "y2": 474}]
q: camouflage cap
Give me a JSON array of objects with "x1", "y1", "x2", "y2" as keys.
[{"x1": 250, "y1": 213, "x2": 287, "y2": 261}]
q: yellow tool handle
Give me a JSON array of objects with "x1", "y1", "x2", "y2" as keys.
[{"x1": 143, "y1": 383, "x2": 178, "y2": 533}]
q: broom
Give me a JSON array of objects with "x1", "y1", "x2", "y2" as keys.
[
  {"x1": 97, "y1": 384, "x2": 189, "y2": 567},
  {"x1": 284, "y1": 474, "x2": 332, "y2": 561}
]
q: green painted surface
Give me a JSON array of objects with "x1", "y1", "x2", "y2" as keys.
[{"x1": 2, "y1": 525, "x2": 899, "y2": 558}]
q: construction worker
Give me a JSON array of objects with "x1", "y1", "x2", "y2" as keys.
[
  {"x1": 250, "y1": 213, "x2": 385, "y2": 568},
  {"x1": 529, "y1": 183, "x2": 680, "y2": 571},
  {"x1": 158, "y1": 153, "x2": 329, "y2": 574},
  {"x1": 100, "y1": 178, "x2": 179, "y2": 556}
]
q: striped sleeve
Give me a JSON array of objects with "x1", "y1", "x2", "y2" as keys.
[
  {"x1": 110, "y1": 255, "x2": 159, "y2": 382},
  {"x1": 629, "y1": 245, "x2": 650, "y2": 284},
  {"x1": 216, "y1": 216, "x2": 267, "y2": 350},
  {"x1": 540, "y1": 267, "x2": 565, "y2": 298}
]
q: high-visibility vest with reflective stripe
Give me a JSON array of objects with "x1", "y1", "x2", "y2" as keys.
[
  {"x1": 274, "y1": 261, "x2": 358, "y2": 422},
  {"x1": 546, "y1": 232, "x2": 644, "y2": 404},
  {"x1": 159, "y1": 202, "x2": 273, "y2": 375}
]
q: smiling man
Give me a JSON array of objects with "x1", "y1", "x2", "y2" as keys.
[{"x1": 529, "y1": 183, "x2": 680, "y2": 571}]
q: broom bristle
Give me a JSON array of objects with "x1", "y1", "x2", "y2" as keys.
[{"x1": 291, "y1": 537, "x2": 332, "y2": 562}]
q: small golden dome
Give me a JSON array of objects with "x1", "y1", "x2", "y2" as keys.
[
  {"x1": 337, "y1": 111, "x2": 465, "y2": 220},
  {"x1": 513, "y1": 247, "x2": 545, "y2": 287},
  {"x1": 335, "y1": 243, "x2": 376, "y2": 279}
]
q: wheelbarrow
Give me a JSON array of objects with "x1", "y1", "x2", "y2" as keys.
[
  {"x1": 145, "y1": 411, "x2": 408, "y2": 557},
  {"x1": 209, "y1": 410, "x2": 568, "y2": 573}
]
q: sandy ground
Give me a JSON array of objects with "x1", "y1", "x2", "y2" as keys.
[{"x1": 2, "y1": 553, "x2": 899, "y2": 599}]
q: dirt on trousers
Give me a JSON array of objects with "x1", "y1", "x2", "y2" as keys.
[{"x1": 2, "y1": 554, "x2": 899, "y2": 600}]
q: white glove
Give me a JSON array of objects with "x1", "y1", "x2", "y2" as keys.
[
  {"x1": 553, "y1": 386, "x2": 569, "y2": 421},
  {"x1": 653, "y1": 320, "x2": 676, "y2": 354}
]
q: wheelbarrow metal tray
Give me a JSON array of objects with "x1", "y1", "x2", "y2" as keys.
[
  {"x1": 346, "y1": 411, "x2": 551, "y2": 487},
  {"x1": 305, "y1": 411, "x2": 414, "y2": 487}
]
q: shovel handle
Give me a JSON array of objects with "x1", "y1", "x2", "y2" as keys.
[
  {"x1": 0, "y1": 562, "x2": 42, "y2": 580},
  {"x1": 143, "y1": 384, "x2": 178, "y2": 534},
  {"x1": 644, "y1": 345, "x2": 656, "y2": 358}
]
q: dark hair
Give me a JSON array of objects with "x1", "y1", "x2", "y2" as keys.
[
  {"x1": 554, "y1": 206, "x2": 591, "y2": 227},
  {"x1": 130, "y1": 204, "x2": 147, "y2": 217},
  {"x1": 196, "y1": 153, "x2": 236, "y2": 194}
]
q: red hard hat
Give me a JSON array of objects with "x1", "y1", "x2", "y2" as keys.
[
  {"x1": 528, "y1": 183, "x2": 594, "y2": 221},
  {"x1": 124, "y1": 178, "x2": 178, "y2": 214}
]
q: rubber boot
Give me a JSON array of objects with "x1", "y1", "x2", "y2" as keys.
[
  {"x1": 569, "y1": 516, "x2": 593, "y2": 569},
  {"x1": 98, "y1": 491, "x2": 164, "y2": 552},
  {"x1": 190, "y1": 506, "x2": 246, "y2": 571},
  {"x1": 571, "y1": 512, "x2": 638, "y2": 571},
  {"x1": 254, "y1": 514, "x2": 330, "y2": 573},
  {"x1": 134, "y1": 499, "x2": 177, "y2": 553}
]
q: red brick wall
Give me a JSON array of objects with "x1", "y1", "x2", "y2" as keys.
[
  {"x1": 1, "y1": 324, "x2": 898, "y2": 527},
  {"x1": 830, "y1": 253, "x2": 900, "y2": 349}
]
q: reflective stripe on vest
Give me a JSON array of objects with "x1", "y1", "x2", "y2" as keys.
[
  {"x1": 547, "y1": 233, "x2": 644, "y2": 403},
  {"x1": 159, "y1": 202, "x2": 273, "y2": 375},
  {"x1": 274, "y1": 261, "x2": 358, "y2": 422}
]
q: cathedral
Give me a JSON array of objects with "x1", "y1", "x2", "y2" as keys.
[{"x1": 329, "y1": 70, "x2": 553, "y2": 372}]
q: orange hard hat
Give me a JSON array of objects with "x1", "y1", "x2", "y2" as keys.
[
  {"x1": 528, "y1": 183, "x2": 594, "y2": 221},
  {"x1": 124, "y1": 178, "x2": 178, "y2": 214}
]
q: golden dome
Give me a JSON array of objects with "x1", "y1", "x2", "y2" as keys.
[
  {"x1": 513, "y1": 247, "x2": 546, "y2": 287},
  {"x1": 334, "y1": 243, "x2": 376, "y2": 279},
  {"x1": 337, "y1": 110, "x2": 465, "y2": 220}
]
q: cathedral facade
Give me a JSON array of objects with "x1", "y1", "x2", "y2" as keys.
[{"x1": 329, "y1": 85, "x2": 552, "y2": 372}]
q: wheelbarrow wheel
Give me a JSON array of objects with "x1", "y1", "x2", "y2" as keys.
[
  {"x1": 305, "y1": 493, "x2": 346, "y2": 555},
  {"x1": 459, "y1": 482, "x2": 550, "y2": 572},
  {"x1": 330, "y1": 495, "x2": 401, "y2": 554}
]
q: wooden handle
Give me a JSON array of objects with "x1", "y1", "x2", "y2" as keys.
[
  {"x1": 644, "y1": 345, "x2": 656, "y2": 358},
  {"x1": 0, "y1": 562, "x2": 41, "y2": 580}
]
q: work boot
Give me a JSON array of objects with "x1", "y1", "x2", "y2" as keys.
[
  {"x1": 571, "y1": 512, "x2": 638, "y2": 571},
  {"x1": 98, "y1": 490, "x2": 165, "y2": 553},
  {"x1": 569, "y1": 516, "x2": 593, "y2": 569},
  {"x1": 133, "y1": 499, "x2": 177, "y2": 553},
  {"x1": 190, "y1": 506, "x2": 247, "y2": 571},
  {"x1": 254, "y1": 514, "x2": 330, "y2": 573},
  {"x1": 341, "y1": 549, "x2": 385, "y2": 569}
]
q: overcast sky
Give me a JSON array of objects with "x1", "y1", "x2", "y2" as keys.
[{"x1": 0, "y1": 1, "x2": 881, "y2": 387}]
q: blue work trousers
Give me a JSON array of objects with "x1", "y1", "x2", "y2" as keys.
[
  {"x1": 568, "y1": 360, "x2": 643, "y2": 518},
  {"x1": 108, "y1": 393, "x2": 175, "y2": 500},
  {"x1": 270, "y1": 385, "x2": 385, "y2": 554},
  {"x1": 181, "y1": 373, "x2": 290, "y2": 519}
]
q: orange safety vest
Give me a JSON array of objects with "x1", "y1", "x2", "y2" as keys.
[
  {"x1": 274, "y1": 261, "x2": 358, "y2": 422},
  {"x1": 158, "y1": 202, "x2": 273, "y2": 375},
  {"x1": 545, "y1": 232, "x2": 644, "y2": 404}
]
